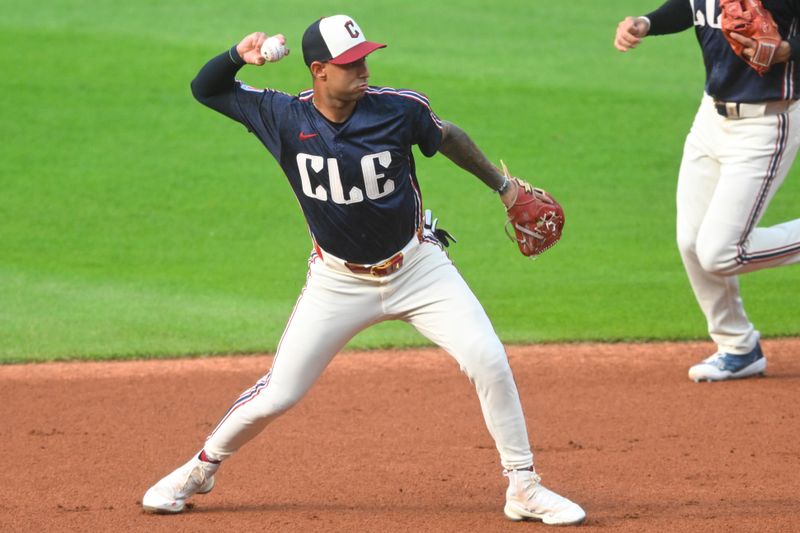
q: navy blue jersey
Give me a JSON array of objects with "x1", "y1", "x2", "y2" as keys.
[
  {"x1": 649, "y1": 0, "x2": 800, "y2": 101},
  {"x1": 191, "y1": 51, "x2": 443, "y2": 264}
]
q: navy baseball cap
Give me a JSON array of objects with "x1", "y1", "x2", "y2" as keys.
[{"x1": 302, "y1": 15, "x2": 386, "y2": 66}]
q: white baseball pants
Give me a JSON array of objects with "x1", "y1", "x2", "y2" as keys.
[
  {"x1": 676, "y1": 93, "x2": 800, "y2": 354},
  {"x1": 203, "y1": 239, "x2": 535, "y2": 470}
]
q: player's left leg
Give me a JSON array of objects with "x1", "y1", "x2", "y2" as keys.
[{"x1": 389, "y1": 242, "x2": 584, "y2": 525}]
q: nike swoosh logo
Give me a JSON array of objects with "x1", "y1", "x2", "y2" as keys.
[{"x1": 299, "y1": 132, "x2": 318, "y2": 140}]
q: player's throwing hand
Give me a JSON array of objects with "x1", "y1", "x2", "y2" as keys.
[
  {"x1": 235, "y1": 32, "x2": 288, "y2": 65},
  {"x1": 614, "y1": 16, "x2": 650, "y2": 52}
]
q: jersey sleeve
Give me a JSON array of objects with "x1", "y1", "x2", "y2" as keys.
[
  {"x1": 407, "y1": 92, "x2": 444, "y2": 157},
  {"x1": 645, "y1": 0, "x2": 694, "y2": 35},
  {"x1": 190, "y1": 48, "x2": 293, "y2": 158},
  {"x1": 230, "y1": 85, "x2": 294, "y2": 158}
]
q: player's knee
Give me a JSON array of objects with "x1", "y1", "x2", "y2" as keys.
[
  {"x1": 676, "y1": 225, "x2": 698, "y2": 258},
  {"x1": 461, "y1": 341, "x2": 513, "y2": 384},
  {"x1": 469, "y1": 358, "x2": 517, "y2": 399},
  {"x1": 695, "y1": 237, "x2": 739, "y2": 275}
]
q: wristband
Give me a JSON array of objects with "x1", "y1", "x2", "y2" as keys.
[
  {"x1": 495, "y1": 176, "x2": 511, "y2": 194},
  {"x1": 228, "y1": 45, "x2": 246, "y2": 66}
]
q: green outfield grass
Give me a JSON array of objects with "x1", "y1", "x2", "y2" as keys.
[{"x1": 1, "y1": 1, "x2": 798, "y2": 362}]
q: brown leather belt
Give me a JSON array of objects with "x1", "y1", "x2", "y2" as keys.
[
  {"x1": 714, "y1": 99, "x2": 794, "y2": 119},
  {"x1": 345, "y1": 252, "x2": 404, "y2": 277}
]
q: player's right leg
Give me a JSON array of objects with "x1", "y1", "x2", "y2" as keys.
[{"x1": 142, "y1": 256, "x2": 380, "y2": 513}]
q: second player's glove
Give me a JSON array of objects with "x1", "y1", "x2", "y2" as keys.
[
  {"x1": 501, "y1": 162, "x2": 565, "y2": 258},
  {"x1": 720, "y1": 0, "x2": 781, "y2": 75}
]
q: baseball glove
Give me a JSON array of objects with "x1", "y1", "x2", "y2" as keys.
[
  {"x1": 501, "y1": 161, "x2": 565, "y2": 258},
  {"x1": 720, "y1": 0, "x2": 781, "y2": 75}
]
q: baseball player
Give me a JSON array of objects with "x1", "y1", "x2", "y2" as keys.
[
  {"x1": 615, "y1": 1, "x2": 800, "y2": 382},
  {"x1": 142, "y1": 15, "x2": 585, "y2": 525}
]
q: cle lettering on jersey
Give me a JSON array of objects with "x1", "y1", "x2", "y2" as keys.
[{"x1": 295, "y1": 151, "x2": 394, "y2": 204}]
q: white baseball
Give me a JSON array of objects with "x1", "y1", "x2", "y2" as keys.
[{"x1": 260, "y1": 36, "x2": 287, "y2": 63}]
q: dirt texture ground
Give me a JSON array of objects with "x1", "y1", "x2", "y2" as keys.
[{"x1": 2, "y1": 339, "x2": 799, "y2": 532}]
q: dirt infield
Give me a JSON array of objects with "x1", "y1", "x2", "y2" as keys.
[{"x1": 2, "y1": 339, "x2": 798, "y2": 532}]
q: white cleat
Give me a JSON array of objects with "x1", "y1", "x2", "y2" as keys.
[
  {"x1": 142, "y1": 454, "x2": 219, "y2": 514},
  {"x1": 504, "y1": 469, "x2": 586, "y2": 526}
]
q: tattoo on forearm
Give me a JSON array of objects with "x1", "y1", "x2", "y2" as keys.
[{"x1": 439, "y1": 121, "x2": 504, "y2": 190}]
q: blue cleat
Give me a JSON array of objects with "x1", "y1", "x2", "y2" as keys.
[{"x1": 688, "y1": 342, "x2": 766, "y2": 382}]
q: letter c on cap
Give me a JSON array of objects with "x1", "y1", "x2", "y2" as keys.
[{"x1": 345, "y1": 20, "x2": 360, "y2": 38}]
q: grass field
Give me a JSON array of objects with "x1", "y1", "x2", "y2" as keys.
[{"x1": 1, "y1": 0, "x2": 798, "y2": 362}]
